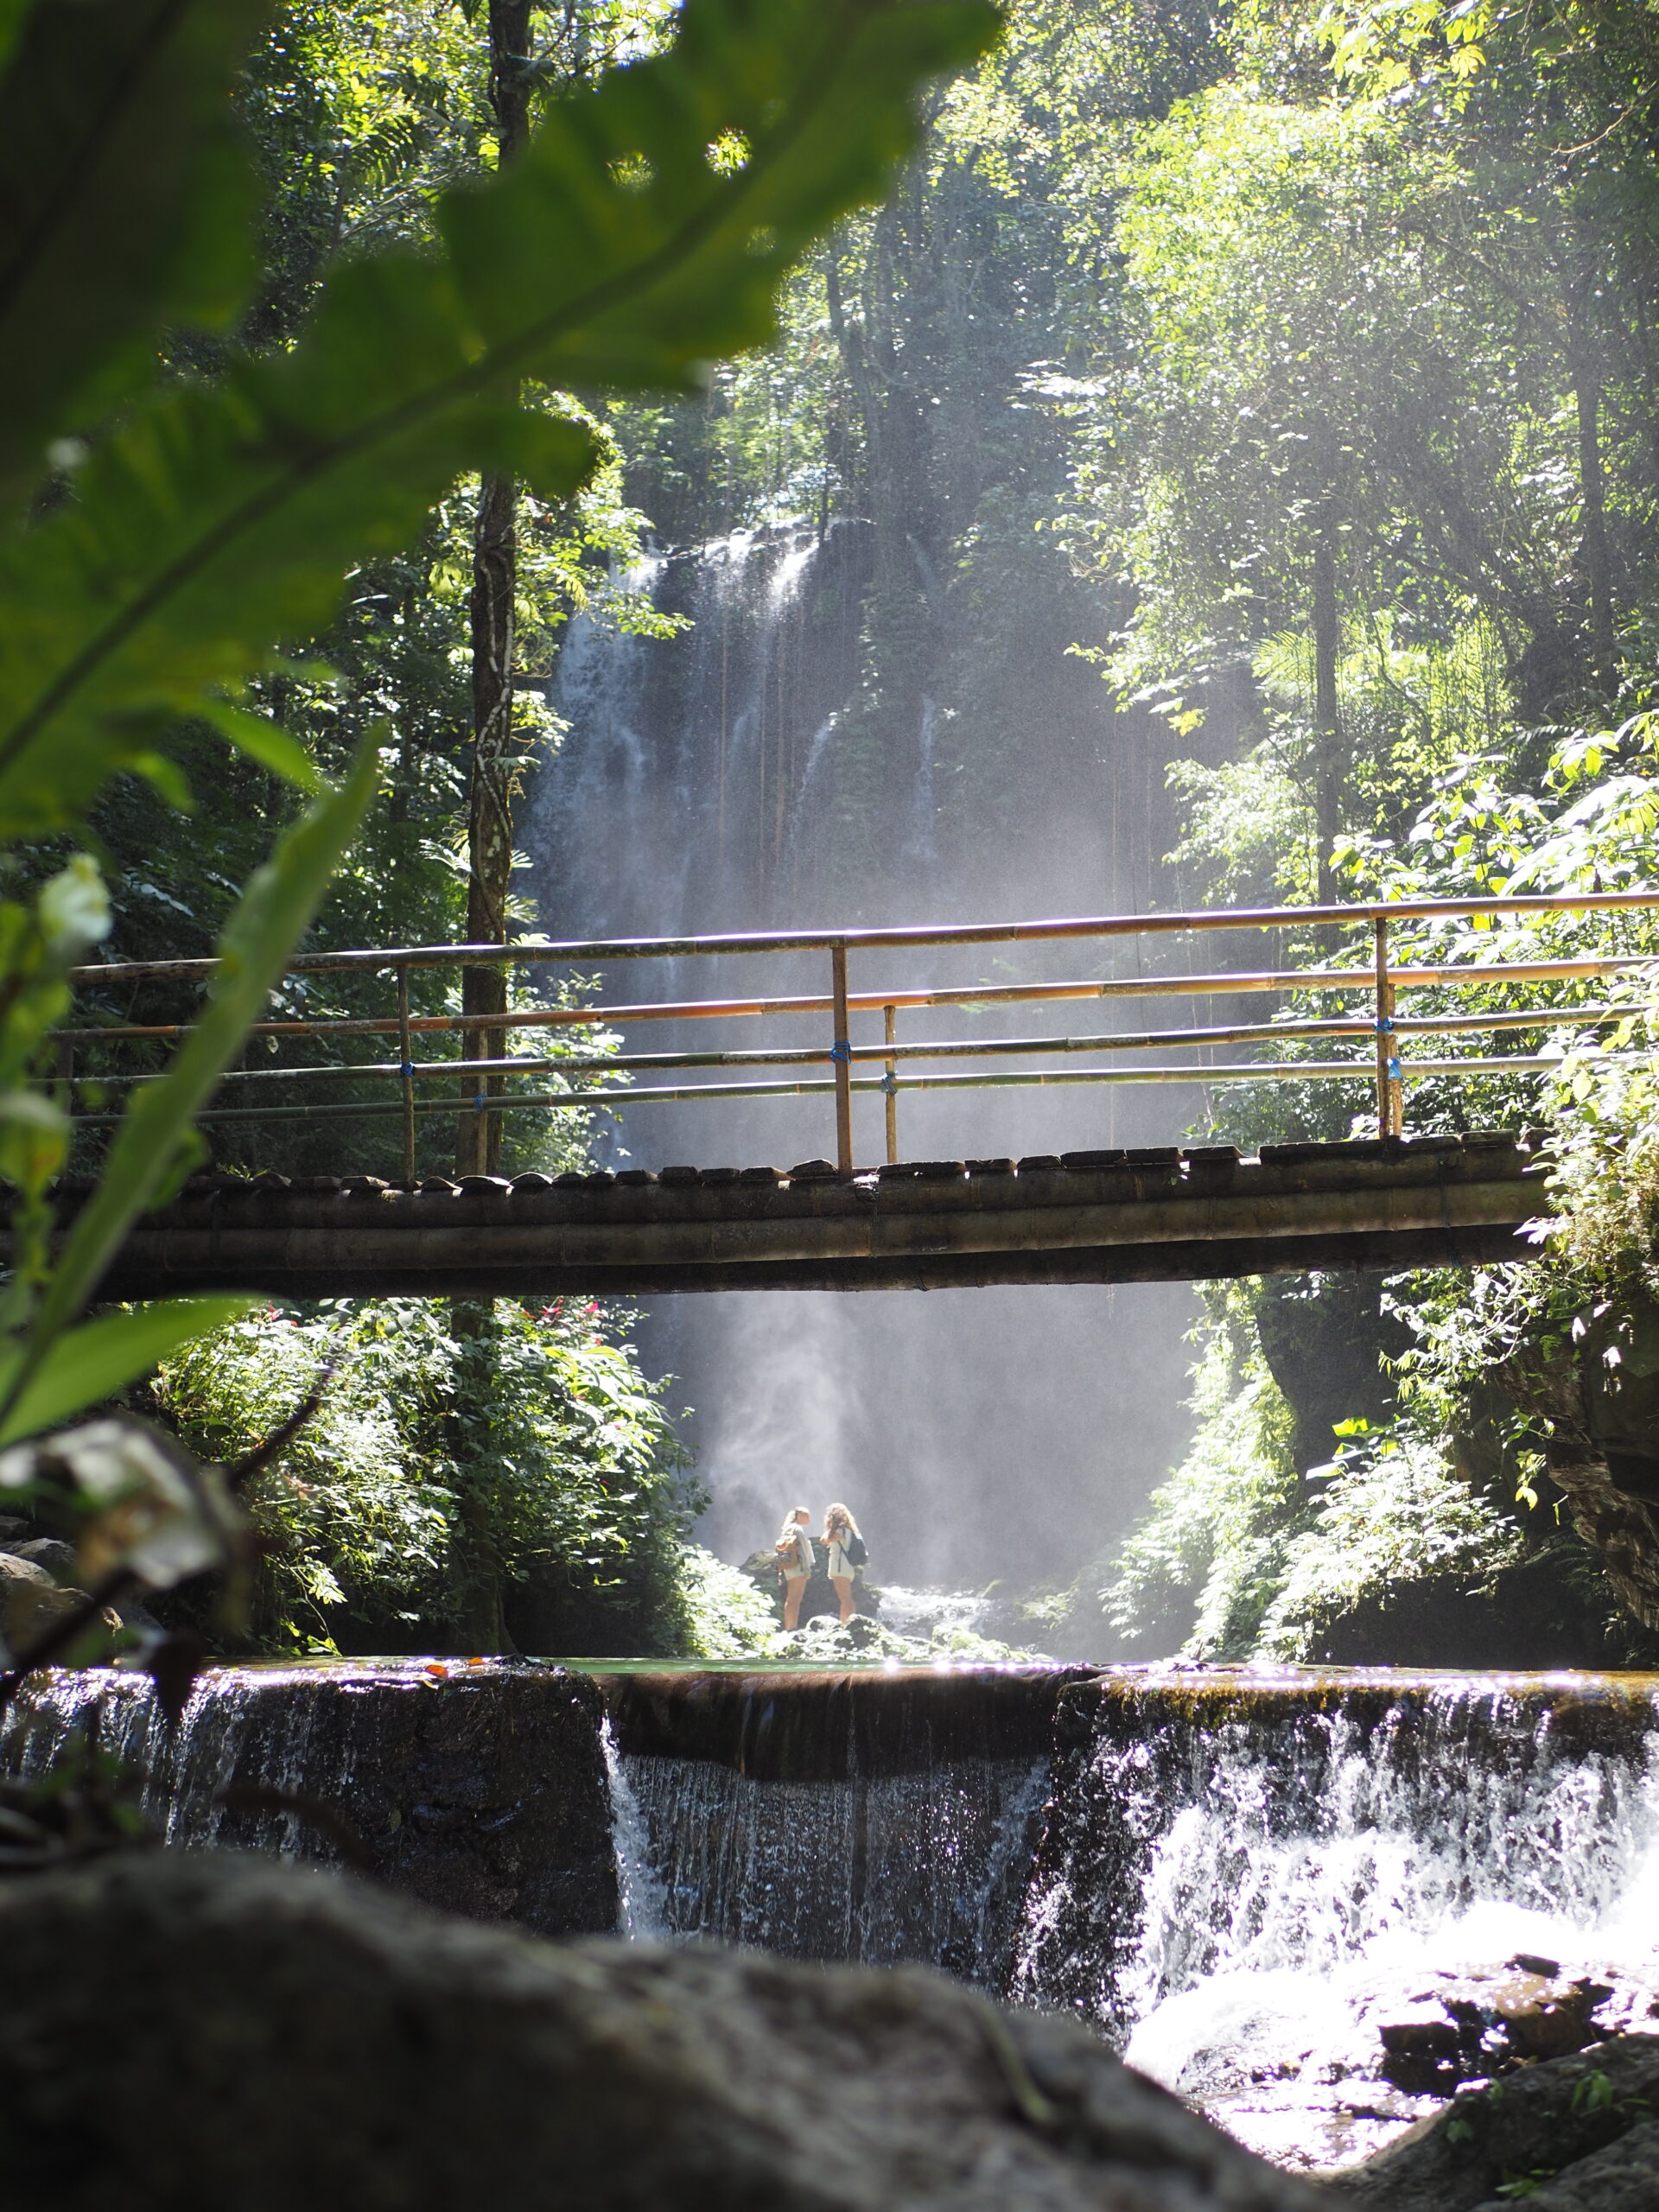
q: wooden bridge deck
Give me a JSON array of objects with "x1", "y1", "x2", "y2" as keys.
[{"x1": 59, "y1": 1132, "x2": 1548, "y2": 1298}]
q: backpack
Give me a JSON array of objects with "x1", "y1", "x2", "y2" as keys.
[{"x1": 846, "y1": 1531, "x2": 868, "y2": 1568}]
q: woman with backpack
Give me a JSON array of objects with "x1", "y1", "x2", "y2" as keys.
[
  {"x1": 774, "y1": 1506, "x2": 817, "y2": 1631},
  {"x1": 821, "y1": 1503, "x2": 866, "y2": 1625}
]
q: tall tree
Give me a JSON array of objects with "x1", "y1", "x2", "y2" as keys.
[{"x1": 458, "y1": 0, "x2": 533, "y2": 1179}]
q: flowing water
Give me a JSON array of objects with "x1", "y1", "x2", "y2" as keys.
[
  {"x1": 16, "y1": 1661, "x2": 1659, "y2": 2172},
  {"x1": 1010, "y1": 1671, "x2": 1659, "y2": 2167},
  {"x1": 527, "y1": 520, "x2": 1199, "y2": 1596},
  {"x1": 601, "y1": 1723, "x2": 1049, "y2": 1986}
]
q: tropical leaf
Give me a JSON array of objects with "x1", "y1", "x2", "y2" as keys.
[
  {"x1": 194, "y1": 701, "x2": 322, "y2": 793},
  {"x1": 0, "y1": 1296, "x2": 256, "y2": 1447},
  {"x1": 0, "y1": 740, "x2": 378, "y2": 1430},
  {"x1": 0, "y1": 0, "x2": 1000, "y2": 838},
  {"x1": 0, "y1": 0, "x2": 267, "y2": 512}
]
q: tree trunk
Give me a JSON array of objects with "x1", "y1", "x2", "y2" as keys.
[
  {"x1": 1312, "y1": 502, "x2": 1343, "y2": 904},
  {"x1": 442, "y1": 1297, "x2": 516, "y2": 1655},
  {"x1": 1567, "y1": 257, "x2": 1618, "y2": 698},
  {"x1": 448, "y1": 0, "x2": 533, "y2": 1658},
  {"x1": 457, "y1": 0, "x2": 533, "y2": 1180}
]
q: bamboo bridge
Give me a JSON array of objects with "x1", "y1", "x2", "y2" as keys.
[
  {"x1": 73, "y1": 1134, "x2": 1541, "y2": 1298},
  {"x1": 41, "y1": 887, "x2": 1659, "y2": 1295}
]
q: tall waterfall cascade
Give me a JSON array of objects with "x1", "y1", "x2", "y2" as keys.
[{"x1": 527, "y1": 522, "x2": 1199, "y2": 1593}]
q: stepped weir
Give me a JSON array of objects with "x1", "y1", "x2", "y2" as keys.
[{"x1": 11, "y1": 1659, "x2": 1659, "y2": 2153}]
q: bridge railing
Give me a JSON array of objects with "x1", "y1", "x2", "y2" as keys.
[{"x1": 57, "y1": 890, "x2": 1659, "y2": 1177}]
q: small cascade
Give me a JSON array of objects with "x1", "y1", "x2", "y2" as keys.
[
  {"x1": 1012, "y1": 1674, "x2": 1659, "y2": 2037},
  {"x1": 873, "y1": 1586, "x2": 995, "y2": 1643},
  {"x1": 8, "y1": 1668, "x2": 338, "y2": 1851},
  {"x1": 594, "y1": 1663, "x2": 1072, "y2": 1985},
  {"x1": 603, "y1": 1745, "x2": 1049, "y2": 1985},
  {"x1": 18, "y1": 1656, "x2": 1659, "y2": 2174},
  {"x1": 3, "y1": 1662, "x2": 619, "y2": 1937},
  {"x1": 900, "y1": 693, "x2": 940, "y2": 874},
  {"x1": 1000, "y1": 1670, "x2": 1659, "y2": 2168},
  {"x1": 600, "y1": 1713, "x2": 671, "y2": 1940}
]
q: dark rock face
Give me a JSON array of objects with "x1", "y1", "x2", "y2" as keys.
[
  {"x1": 4, "y1": 1662, "x2": 617, "y2": 1937},
  {"x1": 0, "y1": 1554, "x2": 114, "y2": 1659},
  {"x1": 1255, "y1": 1273, "x2": 1409, "y2": 1476},
  {"x1": 1337, "y1": 2035, "x2": 1659, "y2": 2209},
  {"x1": 0, "y1": 1851, "x2": 1323, "y2": 2212},
  {"x1": 1497, "y1": 1307, "x2": 1659, "y2": 1639},
  {"x1": 736, "y1": 1548, "x2": 880, "y2": 1627}
]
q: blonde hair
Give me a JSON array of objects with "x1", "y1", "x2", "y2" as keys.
[
  {"x1": 822, "y1": 1502, "x2": 859, "y2": 1541},
  {"x1": 779, "y1": 1508, "x2": 810, "y2": 1544}
]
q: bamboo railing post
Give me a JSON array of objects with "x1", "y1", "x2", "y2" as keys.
[
  {"x1": 883, "y1": 1003, "x2": 899, "y2": 1164},
  {"x1": 830, "y1": 941, "x2": 853, "y2": 1173},
  {"x1": 397, "y1": 963, "x2": 416, "y2": 1184},
  {"x1": 1374, "y1": 916, "x2": 1402, "y2": 1137}
]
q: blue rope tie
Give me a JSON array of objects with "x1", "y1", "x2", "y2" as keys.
[
  {"x1": 880, "y1": 1072, "x2": 898, "y2": 1096},
  {"x1": 1375, "y1": 1015, "x2": 1394, "y2": 1034},
  {"x1": 400, "y1": 1060, "x2": 416, "y2": 1079},
  {"x1": 1387, "y1": 1057, "x2": 1403, "y2": 1080},
  {"x1": 830, "y1": 1038, "x2": 852, "y2": 1064},
  {"x1": 474, "y1": 1092, "x2": 488, "y2": 1114}
]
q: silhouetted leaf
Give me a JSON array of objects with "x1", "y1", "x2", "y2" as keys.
[
  {"x1": 0, "y1": 0, "x2": 267, "y2": 509},
  {"x1": 0, "y1": 744, "x2": 377, "y2": 1426},
  {"x1": 0, "y1": 1296, "x2": 257, "y2": 1447},
  {"x1": 0, "y1": 0, "x2": 999, "y2": 837}
]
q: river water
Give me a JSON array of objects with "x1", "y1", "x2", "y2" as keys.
[{"x1": 12, "y1": 1659, "x2": 1659, "y2": 2175}]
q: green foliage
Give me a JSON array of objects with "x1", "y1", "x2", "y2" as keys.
[
  {"x1": 1167, "y1": 617, "x2": 1516, "y2": 905},
  {"x1": 151, "y1": 1296, "x2": 695, "y2": 1652},
  {"x1": 1257, "y1": 1427, "x2": 1522, "y2": 1657},
  {"x1": 0, "y1": 0, "x2": 996, "y2": 1649},
  {"x1": 678, "y1": 1545, "x2": 784, "y2": 1657},
  {"x1": 1103, "y1": 1285, "x2": 1302, "y2": 1657},
  {"x1": 0, "y1": 0, "x2": 998, "y2": 842},
  {"x1": 0, "y1": 0, "x2": 266, "y2": 507}
]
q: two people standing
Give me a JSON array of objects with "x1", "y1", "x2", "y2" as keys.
[{"x1": 774, "y1": 1502, "x2": 866, "y2": 1629}]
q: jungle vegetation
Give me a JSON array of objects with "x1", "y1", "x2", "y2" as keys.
[
  {"x1": 599, "y1": 0, "x2": 1659, "y2": 1662},
  {"x1": 12, "y1": 0, "x2": 1659, "y2": 1665},
  {"x1": 0, "y1": 0, "x2": 996, "y2": 1669}
]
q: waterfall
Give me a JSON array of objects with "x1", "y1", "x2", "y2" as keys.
[
  {"x1": 535, "y1": 521, "x2": 838, "y2": 941},
  {"x1": 600, "y1": 1714, "x2": 671, "y2": 1940},
  {"x1": 901, "y1": 693, "x2": 939, "y2": 873},
  {"x1": 9, "y1": 1667, "x2": 339, "y2": 1852},
  {"x1": 600, "y1": 1744, "x2": 1050, "y2": 1985},
  {"x1": 594, "y1": 1662, "x2": 1068, "y2": 1981},
  {"x1": 1008, "y1": 1673, "x2": 1659, "y2": 2057},
  {"x1": 524, "y1": 512, "x2": 1201, "y2": 1596},
  {"x1": 12, "y1": 1654, "x2": 1659, "y2": 2171},
  {"x1": 3, "y1": 1662, "x2": 620, "y2": 1936}
]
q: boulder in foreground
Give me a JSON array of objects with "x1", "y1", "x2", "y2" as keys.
[{"x1": 0, "y1": 1850, "x2": 1320, "y2": 2212}]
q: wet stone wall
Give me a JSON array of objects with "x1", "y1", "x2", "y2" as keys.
[
  {"x1": 11, "y1": 1657, "x2": 1659, "y2": 2056},
  {"x1": 3, "y1": 1662, "x2": 618, "y2": 1937}
]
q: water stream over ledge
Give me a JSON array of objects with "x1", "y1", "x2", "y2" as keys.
[{"x1": 10, "y1": 1660, "x2": 1659, "y2": 2172}]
